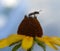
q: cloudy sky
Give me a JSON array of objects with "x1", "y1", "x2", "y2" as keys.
[{"x1": 0, "y1": 0, "x2": 60, "y2": 51}]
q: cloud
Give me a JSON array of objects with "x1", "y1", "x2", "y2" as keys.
[{"x1": 0, "y1": 0, "x2": 19, "y2": 8}]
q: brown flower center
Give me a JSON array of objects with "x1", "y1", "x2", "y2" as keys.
[{"x1": 17, "y1": 15, "x2": 43, "y2": 37}]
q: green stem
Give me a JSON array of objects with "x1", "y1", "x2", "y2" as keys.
[
  {"x1": 12, "y1": 43, "x2": 21, "y2": 51},
  {"x1": 34, "y1": 38, "x2": 46, "y2": 51}
]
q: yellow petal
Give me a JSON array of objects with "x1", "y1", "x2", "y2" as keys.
[
  {"x1": 51, "y1": 36, "x2": 60, "y2": 40},
  {"x1": 0, "y1": 34, "x2": 24, "y2": 48},
  {"x1": 36, "y1": 37, "x2": 43, "y2": 42},
  {"x1": 36, "y1": 36, "x2": 58, "y2": 50},
  {"x1": 51, "y1": 36, "x2": 60, "y2": 46},
  {"x1": 7, "y1": 34, "x2": 25, "y2": 44},
  {"x1": 43, "y1": 36, "x2": 60, "y2": 46},
  {"x1": 21, "y1": 36, "x2": 33, "y2": 50},
  {"x1": 44, "y1": 39, "x2": 58, "y2": 50},
  {"x1": 43, "y1": 36, "x2": 58, "y2": 50},
  {"x1": 0, "y1": 39, "x2": 8, "y2": 48}
]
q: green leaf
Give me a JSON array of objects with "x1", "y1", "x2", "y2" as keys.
[
  {"x1": 12, "y1": 43, "x2": 21, "y2": 51},
  {"x1": 35, "y1": 38, "x2": 46, "y2": 51},
  {"x1": 9, "y1": 40, "x2": 21, "y2": 47},
  {"x1": 27, "y1": 48, "x2": 32, "y2": 51}
]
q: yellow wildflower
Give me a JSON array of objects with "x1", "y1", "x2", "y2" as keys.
[{"x1": 0, "y1": 11, "x2": 60, "y2": 51}]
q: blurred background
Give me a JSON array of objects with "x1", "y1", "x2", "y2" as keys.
[{"x1": 0, "y1": 0, "x2": 60, "y2": 51}]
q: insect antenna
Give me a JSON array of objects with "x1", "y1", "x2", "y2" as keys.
[{"x1": 28, "y1": 10, "x2": 42, "y2": 17}]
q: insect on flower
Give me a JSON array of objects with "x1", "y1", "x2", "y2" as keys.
[{"x1": 0, "y1": 11, "x2": 60, "y2": 51}]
